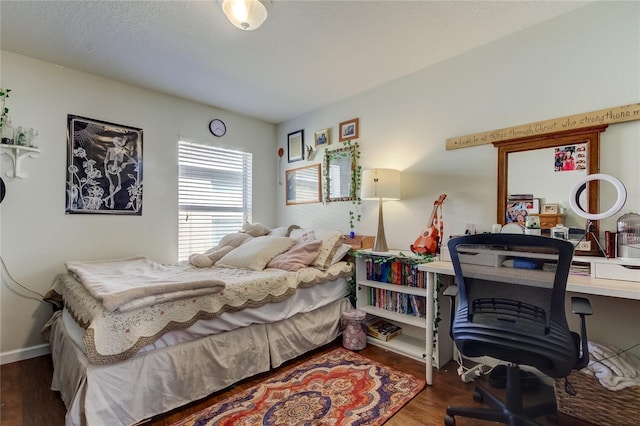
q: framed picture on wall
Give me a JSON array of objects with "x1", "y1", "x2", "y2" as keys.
[
  {"x1": 66, "y1": 115, "x2": 143, "y2": 215},
  {"x1": 338, "y1": 118, "x2": 359, "y2": 142},
  {"x1": 314, "y1": 128, "x2": 330, "y2": 146},
  {"x1": 287, "y1": 129, "x2": 304, "y2": 163}
]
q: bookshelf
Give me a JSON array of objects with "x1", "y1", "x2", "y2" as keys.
[{"x1": 355, "y1": 250, "x2": 452, "y2": 380}]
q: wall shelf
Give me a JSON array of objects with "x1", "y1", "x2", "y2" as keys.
[{"x1": 0, "y1": 143, "x2": 40, "y2": 178}]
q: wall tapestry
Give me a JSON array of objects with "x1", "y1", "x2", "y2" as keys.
[{"x1": 66, "y1": 115, "x2": 143, "y2": 215}]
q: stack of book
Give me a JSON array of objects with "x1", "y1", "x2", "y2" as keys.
[
  {"x1": 364, "y1": 257, "x2": 428, "y2": 288},
  {"x1": 367, "y1": 319, "x2": 402, "y2": 342},
  {"x1": 366, "y1": 289, "x2": 427, "y2": 317}
]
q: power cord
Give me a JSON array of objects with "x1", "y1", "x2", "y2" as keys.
[{"x1": 0, "y1": 255, "x2": 46, "y2": 299}]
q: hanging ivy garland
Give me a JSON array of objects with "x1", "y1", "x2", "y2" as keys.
[{"x1": 323, "y1": 140, "x2": 362, "y2": 232}]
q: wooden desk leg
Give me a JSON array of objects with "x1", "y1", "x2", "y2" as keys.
[{"x1": 425, "y1": 271, "x2": 435, "y2": 385}]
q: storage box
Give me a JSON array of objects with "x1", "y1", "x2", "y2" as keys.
[
  {"x1": 457, "y1": 250, "x2": 499, "y2": 267},
  {"x1": 553, "y1": 371, "x2": 640, "y2": 425},
  {"x1": 367, "y1": 319, "x2": 402, "y2": 342}
]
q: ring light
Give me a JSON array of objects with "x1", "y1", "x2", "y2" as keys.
[{"x1": 569, "y1": 174, "x2": 626, "y2": 221}]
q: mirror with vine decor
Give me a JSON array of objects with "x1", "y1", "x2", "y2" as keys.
[{"x1": 324, "y1": 146, "x2": 356, "y2": 202}]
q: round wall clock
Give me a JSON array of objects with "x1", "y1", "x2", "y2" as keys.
[{"x1": 209, "y1": 119, "x2": 227, "y2": 137}]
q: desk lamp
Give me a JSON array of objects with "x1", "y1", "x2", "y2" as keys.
[{"x1": 361, "y1": 169, "x2": 401, "y2": 252}]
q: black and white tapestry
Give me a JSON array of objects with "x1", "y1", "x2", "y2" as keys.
[{"x1": 66, "y1": 115, "x2": 143, "y2": 215}]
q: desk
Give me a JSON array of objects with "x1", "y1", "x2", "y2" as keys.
[
  {"x1": 418, "y1": 260, "x2": 640, "y2": 385},
  {"x1": 422, "y1": 260, "x2": 640, "y2": 300}
]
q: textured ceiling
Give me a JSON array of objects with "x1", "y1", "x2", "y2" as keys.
[{"x1": 0, "y1": 1, "x2": 591, "y2": 124}]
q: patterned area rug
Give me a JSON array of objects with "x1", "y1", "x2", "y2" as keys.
[{"x1": 172, "y1": 347, "x2": 425, "y2": 426}]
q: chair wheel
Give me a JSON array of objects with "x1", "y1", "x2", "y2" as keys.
[
  {"x1": 472, "y1": 389, "x2": 483, "y2": 403},
  {"x1": 444, "y1": 414, "x2": 456, "y2": 426}
]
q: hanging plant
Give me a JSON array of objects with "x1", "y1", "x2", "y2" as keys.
[
  {"x1": 0, "y1": 88, "x2": 11, "y2": 128},
  {"x1": 345, "y1": 140, "x2": 362, "y2": 234}
]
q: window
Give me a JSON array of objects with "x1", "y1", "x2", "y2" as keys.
[{"x1": 178, "y1": 141, "x2": 252, "y2": 261}]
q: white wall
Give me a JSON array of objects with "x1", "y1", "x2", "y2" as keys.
[
  {"x1": 277, "y1": 2, "x2": 639, "y2": 243},
  {"x1": 277, "y1": 2, "x2": 640, "y2": 355},
  {"x1": 0, "y1": 52, "x2": 277, "y2": 361}
]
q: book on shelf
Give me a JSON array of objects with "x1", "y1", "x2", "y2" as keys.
[
  {"x1": 367, "y1": 288, "x2": 426, "y2": 317},
  {"x1": 363, "y1": 256, "x2": 427, "y2": 288},
  {"x1": 409, "y1": 294, "x2": 427, "y2": 317},
  {"x1": 367, "y1": 319, "x2": 402, "y2": 342}
]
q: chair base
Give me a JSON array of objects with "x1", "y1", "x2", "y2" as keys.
[{"x1": 444, "y1": 365, "x2": 557, "y2": 426}]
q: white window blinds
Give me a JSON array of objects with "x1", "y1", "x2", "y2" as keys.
[{"x1": 178, "y1": 141, "x2": 252, "y2": 261}]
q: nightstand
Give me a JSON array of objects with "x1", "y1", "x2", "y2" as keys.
[{"x1": 342, "y1": 234, "x2": 375, "y2": 250}]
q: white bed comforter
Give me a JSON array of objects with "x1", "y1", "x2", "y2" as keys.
[
  {"x1": 65, "y1": 257, "x2": 226, "y2": 312},
  {"x1": 46, "y1": 262, "x2": 353, "y2": 365}
]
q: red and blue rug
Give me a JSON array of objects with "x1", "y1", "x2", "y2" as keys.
[{"x1": 172, "y1": 347, "x2": 425, "y2": 426}]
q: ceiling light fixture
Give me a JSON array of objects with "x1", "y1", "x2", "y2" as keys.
[{"x1": 222, "y1": 0, "x2": 267, "y2": 31}]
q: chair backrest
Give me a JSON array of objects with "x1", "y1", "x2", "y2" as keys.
[{"x1": 448, "y1": 234, "x2": 579, "y2": 378}]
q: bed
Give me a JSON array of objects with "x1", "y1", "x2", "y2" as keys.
[{"x1": 42, "y1": 228, "x2": 354, "y2": 426}]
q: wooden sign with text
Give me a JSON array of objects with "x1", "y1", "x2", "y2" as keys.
[{"x1": 446, "y1": 103, "x2": 640, "y2": 150}]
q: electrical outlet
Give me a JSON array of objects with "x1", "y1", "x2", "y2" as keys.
[{"x1": 577, "y1": 241, "x2": 591, "y2": 251}]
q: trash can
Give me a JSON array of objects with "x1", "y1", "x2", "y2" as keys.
[{"x1": 341, "y1": 309, "x2": 367, "y2": 350}]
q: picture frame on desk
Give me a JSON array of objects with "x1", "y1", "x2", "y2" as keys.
[
  {"x1": 542, "y1": 203, "x2": 559, "y2": 214},
  {"x1": 527, "y1": 198, "x2": 540, "y2": 214}
]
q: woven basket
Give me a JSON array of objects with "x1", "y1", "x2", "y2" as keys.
[{"x1": 554, "y1": 371, "x2": 640, "y2": 425}]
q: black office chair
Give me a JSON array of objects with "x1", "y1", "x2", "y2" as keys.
[{"x1": 444, "y1": 234, "x2": 592, "y2": 426}]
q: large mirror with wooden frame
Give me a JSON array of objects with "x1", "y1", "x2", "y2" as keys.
[
  {"x1": 285, "y1": 164, "x2": 321, "y2": 205},
  {"x1": 493, "y1": 125, "x2": 608, "y2": 256}
]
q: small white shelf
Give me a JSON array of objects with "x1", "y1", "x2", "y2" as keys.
[
  {"x1": 366, "y1": 334, "x2": 427, "y2": 362},
  {"x1": 358, "y1": 304, "x2": 426, "y2": 328},
  {"x1": 0, "y1": 143, "x2": 40, "y2": 178}
]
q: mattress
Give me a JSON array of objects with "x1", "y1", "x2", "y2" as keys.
[{"x1": 62, "y1": 276, "x2": 349, "y2": 355}]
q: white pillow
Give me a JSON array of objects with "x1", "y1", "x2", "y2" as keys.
[
  {"x1": 216, "y1": 236, "x2": 296, "y2": 271},
  {"x1": 289, "y1": 229, "x2": 343, "y2": 270},
  {"x1": 269, "y1": 224, "x2": 300, "y2": 237},
  {"x1": 330, "y1": 243, "x2": 352, "y2": 265}
]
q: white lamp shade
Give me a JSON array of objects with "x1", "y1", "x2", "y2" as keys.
[
  {"x1": 361, "y1": 169, "x2": 401, "y2": 200},
  {"x1": 222, "y1": 0, "x2": 267, "y2": 30}
]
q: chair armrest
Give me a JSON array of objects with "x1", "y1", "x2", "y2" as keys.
[
  {"x1": 570, "y1": 296, "x2": 593, "y2": 370},
  {"x1": 571, "y1": 297, "x2": 593, "y2": 316},
  {"x1": 443, "y1": 285, "x2": 458, "y2": 298}
]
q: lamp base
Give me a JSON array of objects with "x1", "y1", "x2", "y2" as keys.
[{"x1": 373, "y1": 198, "x2": 389, "y2": 252}]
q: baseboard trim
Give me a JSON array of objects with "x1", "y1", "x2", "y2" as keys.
[{"x1": 0, "y1": 343, "x2": 50, "y2": 365}]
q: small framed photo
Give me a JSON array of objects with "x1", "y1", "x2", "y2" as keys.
[
  {"x1": 542, "y1": 203, "x2": 559, "y2": 214},
  {"x1": 287, "y1": 129, "x2": 304, "y2": 163},
  {"x1": 314, "y1": 128, "x2": 330, "y2": 146},
  {"x1": 526, "y1": 198, "x2": 541, "y2": 214},
  {"x1": 338, "y1": 118, "x2": 359, "y2": 142}
]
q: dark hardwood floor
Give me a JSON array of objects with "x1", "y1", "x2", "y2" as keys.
[{"x1": 1, "y1": 341, "x2": 592, "y2": 426}]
